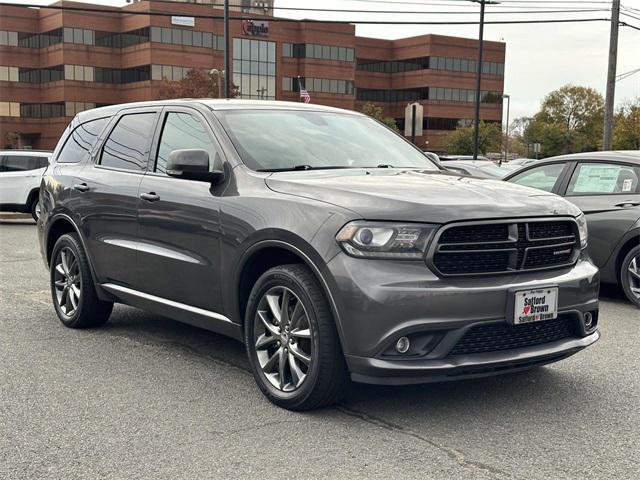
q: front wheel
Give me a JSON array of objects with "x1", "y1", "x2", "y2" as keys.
[
  {"x1": 621, "y1": 245, "x2": 640, "y2": 308},
  {"x1": 244, "y1": 264, "x2": 349, "y2": 410}
]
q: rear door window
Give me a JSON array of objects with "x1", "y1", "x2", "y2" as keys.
[
  {"x1": 57, "y1": 117, "x2": 109, "y2": 163},
  {"x1": 566, "y1": 162, "x2": 640, "y2": 195},
  {"x1": 100, "y1": 113, "x2": 156, "y2": 172},
  {"x1": 508, "y1": 163, "x2": 566, "y2": 192}
]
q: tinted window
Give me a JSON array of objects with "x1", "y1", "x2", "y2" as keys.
[
  {"x1": 566, "y1": 162, "x2": 640, "y2": 195},
  {"x1": 155, "y1": 112, "x2": 221, "y2": 175},
  {"x1": 100, "y1": 113, "x2": 156, "y2": 172},
  {"x1": 0, "y1": 155, "x2": 49, "y2": 172},
  {"x1": 509, "y1": 163, "x2": 566, "y2": 192},
  {"x1": 58, "y1": 117, "x2": 109, "y2": 163}
]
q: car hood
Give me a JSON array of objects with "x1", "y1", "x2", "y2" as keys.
[{"x1": 265, "y1": 169, "x2": 581, "y2": 223}]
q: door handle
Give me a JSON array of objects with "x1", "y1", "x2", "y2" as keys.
[
  {"x1": 73, "y1": 183, "x2": 89, "y2": 192},
  {"x1": 140, "y1": 192, "x2": 160, "y2": 202},
  {"x1": 614, "y1": 201, "x2": 640, "y2": 208}
]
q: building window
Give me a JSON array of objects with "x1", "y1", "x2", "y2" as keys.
[
  {"x1": 282, "y1": 42, "x2": 355, "y2": 63},
  {"x1": 149, "y1": 26, "x2": 223, "y2": 50},
  {"x1": 65, "y1": 102, "x2": 96, "y2": 117},
  {"x1": 0, "y1": 66, "x2": 19, "y2": 82},
  {"x1": 0, "y1": 30, "x2": 19, "y2": 46},
  {"x1": 150, "y1": 64, "x2": 189, "y2": 81},
  {"x1": 63, "y1": 65, "x2": 95, "y2": 82},
  {"x1": 233, "y1": 38, "x2": 276, "y2": 100},
  {"x1": 18, "y1": 103, "x2": 65, "y2": 118},
  {"x1": 0, "y1": 102, "x2": 20, "y2": 117},
  {"x1": 357, "y1": 56, "x2": 503, "y2": 77},
  {"x1": 283, "y1": 77, "x2": 354, "y2": 95}
]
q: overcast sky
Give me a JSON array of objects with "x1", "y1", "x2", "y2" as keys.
[{"x1": 6, "y1": 0, "x2": 640, "y2": 121}]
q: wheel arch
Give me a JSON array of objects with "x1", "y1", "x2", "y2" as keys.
[
  {"x1": 45, "y1": 214, "x2": 111, "y2": 301},
  {"x1": 234, "y1": 239, "x2": 346, "y2": 347},
  {"x1": 615, "y1": 232, "x2": 640, "y2": 283},
  {"x1": 26, "y1": 187, "x2": 39, "y2": 209}
]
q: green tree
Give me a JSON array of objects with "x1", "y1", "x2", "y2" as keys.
[
  {"x1": 157, "y1": 68, "x2": 237, "y2": 99},
  {"x1": 361, "y1": 102, "x2": 399, "y2": 132},
  {"x1": 444, "y1": 121, "x2": 502, "y2": 155},
  {"x1": 523, "y1": 85, "x2": 604, "y2": 157},
  {"x1": 613, "y1": 99, "x2": 640, "y2": 150}
]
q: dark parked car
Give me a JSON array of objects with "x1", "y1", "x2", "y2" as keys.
[
  {"x1": 504, "y1": 151, "x2": 640, "y2": 307},
  {"x1": 39, "y1": 100, "x2": 599, "y2": 410}
]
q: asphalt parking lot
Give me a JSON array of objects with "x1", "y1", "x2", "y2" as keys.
[{"x1": 1, "y1": 217, "x2": 639, "y2": 480}]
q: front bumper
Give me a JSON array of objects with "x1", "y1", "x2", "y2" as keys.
[
  {"x1": 326, "y1": 251, "x2": 600, "y2": 385},
  {"x1": 347, "y1": 328, "x2": 599, "y2": 385}
]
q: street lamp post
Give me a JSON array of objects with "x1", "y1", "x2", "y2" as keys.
[{"x1": 502, "y1": 93, "x2": 510, "y2": 164}]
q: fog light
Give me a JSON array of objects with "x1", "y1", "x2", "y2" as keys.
[
  {"x1": 395, "y1": 336, "x2": 410, "y2": 354},
  {"x1": 584, "y1": 312, "x2": 593, "y2": 329}
]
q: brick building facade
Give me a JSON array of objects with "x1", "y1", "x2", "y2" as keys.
[{"x1": 0, "y1": 0, "x2": 505, "y2": 152}]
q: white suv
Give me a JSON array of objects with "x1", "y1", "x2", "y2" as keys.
[{"x1": 0, "y1": 150, "x2": 51, "y2": 221}]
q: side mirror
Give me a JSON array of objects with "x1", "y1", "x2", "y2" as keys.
[{"x1": 166, "y1": 149, "x2": 225, "y2": 183}]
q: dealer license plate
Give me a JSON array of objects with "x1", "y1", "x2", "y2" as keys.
[{"x1": 513, "y1": 288, "x2": 558, "y2": 324}]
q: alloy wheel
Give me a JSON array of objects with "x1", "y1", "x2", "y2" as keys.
[
  {"x1": 253, "y1": 286, "x2": 313, "y2": 392},
  {"x1": 34, "y1": 202, "x2": 41, "y2": 219},
  {"x1": 53, "y1": 247, "x2": 81, "y2": 317},
  {"x1": 628, "y1": 255, "x2": 640, "y2": 300}
]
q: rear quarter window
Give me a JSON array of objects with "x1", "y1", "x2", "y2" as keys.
[{"x1": 57, "y1": 117, "x2": 110, "y2": 164}]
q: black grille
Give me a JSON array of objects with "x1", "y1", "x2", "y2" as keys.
[
  {"x1": 528, "y1": 221, "x2": 573, "y2": 240},
  {"x1": 449, "y1": 317, "x2": 577, "y2": 356},
  {"x1": 431, "y1": 220, "x2": 578, "y2": 275}
]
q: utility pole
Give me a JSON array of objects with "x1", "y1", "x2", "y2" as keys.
[
  {"x1": 603, "y1": 0, "x2": 620, "y2": 150},
  {"x1": 471, "y1": 1, "x2": 499, "y2": 159},
  {"x1": 223, "y1": 0, "x2": 230, "y2": 99}
]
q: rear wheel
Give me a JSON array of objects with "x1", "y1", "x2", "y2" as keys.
[
  {"x1": 621, "y1": 245, "x2": 640, "y2": 308},
  {"x1": 30, "y1": 198, "x2": 40, "y2": 222},
  {"x1": 50, "y1": 233, "x2": 113, "y2": 328},
  {"x1": 244, "y1": 264, "x2": 349, "y2": 410}
]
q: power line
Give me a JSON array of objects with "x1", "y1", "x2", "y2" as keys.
[
  {"x1": 0, "y1": 2, "x2": 612, "y2": 26},
  {"x1": 616, "y1": 67, "x2": 640, "y2": 81},
  {"x1": 135, "y1": 0, "x2": 609, "y2": 15},
  {"x1": 620, "y1": 21, "x2": 640, "y2": 31}
]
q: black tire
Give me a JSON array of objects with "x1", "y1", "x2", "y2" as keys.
[
  {"x1": 620, "y1": 245, "x2": 640, "y2": 308},
  {"x1": 50, "y1": 233, "x2": 113, "y2": 328},
  {"x1": 244, "y1": 264, "x2": 349, "y2": 410},
  {"x1": 30, "y1": 197, "x2": 40, "y2": 222}
]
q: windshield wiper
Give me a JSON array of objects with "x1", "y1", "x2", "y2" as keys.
[
  {"x1": 257, "y1": 165, "x2": 353, "y2": 172},
  {"x1": 376, "y1": 164, "x2": 393, "y2": 168}
]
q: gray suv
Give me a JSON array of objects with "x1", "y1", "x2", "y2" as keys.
[{"x1": 38, "y1": 100, "x2": 600, "y2": 410}]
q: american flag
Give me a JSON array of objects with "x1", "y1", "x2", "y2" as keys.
[{"x1": 298, "y1": 77, "x2": 311, "y2": 103}]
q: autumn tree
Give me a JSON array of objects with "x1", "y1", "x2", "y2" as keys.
[
  {"x1": 522, "y1": 85, "x2": 604, "y2": 157},
  {"x1": 361, "y1": 102, "x2": 399, "y2": 132},
  {"x1": 157, "y1": 68, "x2": 237, "y2": 99},
  {"x1": 613, "y1": 99, "x2": 640, "y2": 150},
  {"x1": 444, "y1": 121, "x2": 502, "y2": 155}
]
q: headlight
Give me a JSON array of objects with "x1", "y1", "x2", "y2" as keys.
[
  {"x1": 576, "y1": 213, "x2": 588, "y2": 249},
  {"x1": 336, "y1": 221, "x2": 437, "y2": 259}
]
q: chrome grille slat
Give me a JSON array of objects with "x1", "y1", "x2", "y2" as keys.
[{"x1": 429, "y1": 218, "x2": 580, "y2": 276}]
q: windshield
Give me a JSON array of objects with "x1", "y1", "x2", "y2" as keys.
[{"x1": 215, "y1": 109, "x2": 439, "y2": 171}]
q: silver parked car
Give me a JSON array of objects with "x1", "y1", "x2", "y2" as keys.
[{"x1": 505, "y1": 151, "x2": 640, "y2": 307}]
